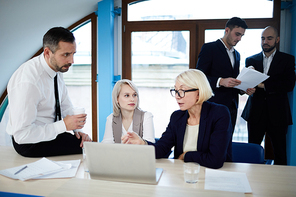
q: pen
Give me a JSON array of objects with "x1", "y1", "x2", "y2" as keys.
[{"x1": 14, "y1": 166, "x2": 27, "y2": 175}]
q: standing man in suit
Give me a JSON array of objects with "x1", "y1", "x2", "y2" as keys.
[
  {"x1": 196, "y1": 17, "x2": 255, "y2": 133},
  {"x1": 241, "y1": 26, "x2": 295, "y2": 165}
]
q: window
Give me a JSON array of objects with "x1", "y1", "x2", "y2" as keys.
[
  {"x1": 122, "y1": 0, "x2": 280, "y2": 146},
  {"x1": 65, "y1": 13, "x2": 98, "y2": 141},
  {"x1": 64, "y1": 22, "x2": 93, "y2": 138},
  {"x1": 132, "y1": 31, "x2": 189, "y2": 137},
  {"x1": 128, "y1": 0, "x2": 273, "y2": 21}
]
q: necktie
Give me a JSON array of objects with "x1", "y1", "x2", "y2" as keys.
[{"x1": 54, "y1": 75, "x2": 62, "y2": 121}]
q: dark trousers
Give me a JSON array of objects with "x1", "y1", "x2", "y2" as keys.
[
  {"x1": 12, "y1": 132, "x2": 82, "y2": 157},
  {"x1": 247, "y1": 109, "x2": 287, "y2": 165},
  {"x1": 228, "y1": 102, "x2": 238, "y2": 134}
]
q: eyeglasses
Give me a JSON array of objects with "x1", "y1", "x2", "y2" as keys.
[{"x1": 170, "y1": 88, "x2": 198, "y2": 98}]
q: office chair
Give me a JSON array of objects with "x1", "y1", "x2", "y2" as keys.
[
  {"x1": 0, "y1": 96, "x2": 12, "y2": 146},
  {"x1": 232, "y1": 142, "x2": 265, "y2": 164},
  {"x1": 0, "y1": 96, "x2": 8, "y2": 122}
]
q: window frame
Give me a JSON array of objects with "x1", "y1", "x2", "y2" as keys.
[
  {"x1": 122, "y1": 0, "x2": 281, "y2": 159},
  {"x1": 69, "y1": 13, "x2": 98, "y2": 141},
  {"x1": 122, "y1": 0, "x2": 281, "y2": 78}
]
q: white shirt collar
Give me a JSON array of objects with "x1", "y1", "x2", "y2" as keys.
[
  {"x1": 220, "y1": 38, "x2": 234, "y2": 53},
  {"x1": 40, "y1": 53, "x2": 57, "y2": 79},
  {"x1": 262, "y1": 49, "x2": 276, "y2": 59}
]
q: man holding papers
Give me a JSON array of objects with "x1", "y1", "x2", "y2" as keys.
[
  {"x1": 196, "y1": 17, "x2": 255, "y2": 134},
  {"x1": 242, "y1": 26, "x2": 296, "y2": 165}
]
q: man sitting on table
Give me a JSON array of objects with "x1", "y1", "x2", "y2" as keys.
[{"x1": 6, "y1": 27, "x2": 91, "y2": 157}]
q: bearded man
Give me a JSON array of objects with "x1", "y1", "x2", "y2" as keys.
[
  {"x1": 241, "y1": 26, "x2": 296, "y2": 165},
  {"x1": 6, "y1": 27, "x2": 91, "y2": 157}
]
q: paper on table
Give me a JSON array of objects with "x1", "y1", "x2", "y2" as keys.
[
  {"x1": 205, "y1": 169, "x2": 252, "y2": 193},
  {"x1": 34, "y1": 160, "x2": 81, "y2": 179},
  {"x1": 0, "y1": 158, "x2": 77, "y2": 181},
  {"x1": 234, "y1": 67, "x2": 269, "y2": 92}
]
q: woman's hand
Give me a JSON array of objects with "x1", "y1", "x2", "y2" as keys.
[
  {"x1": 178, "y1": 152, "x2": 187, "y2": 160},
  {"x1": 121, "y1": 132, "x2": 146, "y2": 145}
]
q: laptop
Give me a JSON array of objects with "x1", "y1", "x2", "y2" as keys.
[{"x1": 84, "y1": 142, "x2": 163, "y2": 185}]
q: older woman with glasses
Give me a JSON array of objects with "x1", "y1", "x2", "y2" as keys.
[
  {"x1": 122, "y1": 69, "x2": 232, "y2": 169},
  {"x1": 102, "y1": 79, "x2": 155, "y2": 144}
]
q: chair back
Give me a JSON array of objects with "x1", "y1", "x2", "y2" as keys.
[
  {"x1": 0, "y1": 96, "x2": 12, "y2": 146},
  {"x1": 0, "y1": 96, "x2": 8, "y2": 122},
  {"x1": 232, "y1": 142, "x2": 264, "y2": 164}
]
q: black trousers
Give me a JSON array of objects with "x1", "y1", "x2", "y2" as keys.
[
  {"x1": 247, "y1": 106, "x2": 288, "y2": 165},
  {"x1": 228, "y1": 101, "x2": 238, "y2": 134},
  {"x1": 12, "y1": 132, "x2": 82, "y2": 157}
]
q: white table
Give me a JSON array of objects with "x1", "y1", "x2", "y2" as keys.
[{"x1": 1, "y1": 146, "x2": 296, "y2": 197}]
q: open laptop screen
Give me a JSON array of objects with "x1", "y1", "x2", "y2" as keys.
[{"x1": 84, "y1": 142, "x2": 163, "y2": 184}]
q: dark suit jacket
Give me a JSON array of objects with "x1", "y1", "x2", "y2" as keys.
[
  {"x1": 241, "y1": 50, "x2": 296, "y2": 127},
  {"x1": 148, "y1": 101, "x2": 232, "y2": 169},
  {"x1": 196, "y1": 39, "x2": 241, "y2": 109}
]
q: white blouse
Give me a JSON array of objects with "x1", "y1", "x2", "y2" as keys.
[
  {"x1": 101, "y1": 111, "x2": 155, "y2": 144},
  {"x1": 183, "y1": 124, "x2": 199, "y2": 152}
]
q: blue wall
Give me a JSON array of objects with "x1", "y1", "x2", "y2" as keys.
[
  {"x1": 287, "y1": 0, "x2": 296, "y2": 166},
  {"x1": 97, "y1": 0, "x2": 114, "y2": 142}
]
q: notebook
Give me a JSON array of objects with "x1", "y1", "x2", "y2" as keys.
[{"x1": 84, "y1": 142, "x2": 163, "y2": 184}]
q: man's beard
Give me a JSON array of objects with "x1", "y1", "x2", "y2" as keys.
[
  {"x1": 57, "y1": 64, "x2": 71, "y2": 72},
  {"x1": 262, "y1": 43, "x2": 276, "y2": 52},
  {"x1": 50, "y1": 56, "x2": 71, "y2": 73}
]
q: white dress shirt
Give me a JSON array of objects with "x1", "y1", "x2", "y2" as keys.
[
  {"x1": 6, "y1": 54, "x2": 73, "y2": 144},
  {"x1": 183, "y1": 124, "x2": 199, "y2": 152},
  {"x1": 216, "y1": 38, "x2": 235, "y2": 87},
  {"x1": 102, "y1": 111, "x2": 155, "y2": 143},
  {"x1": 263, "y1": 49, "x2": 276, "y2": 74}
]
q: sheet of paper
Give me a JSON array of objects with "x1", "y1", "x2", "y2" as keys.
[
  {"x1": 235, "y1": 67, "x2": 269, "y2": 92},
  {"x1": 0, "y1": 158, "x2": 63, "y2": 181},
  {"x1": 34, "y1": 160, "x2": 81, "y2": 179},
  {"x1": 205, "y1": 168, "x2": 252, "y2": 193}
]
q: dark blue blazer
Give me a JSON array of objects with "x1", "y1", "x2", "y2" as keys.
[
  {"x1": 241, "y1": 51, "x2": 295, "y2": 127},
  {"x1": 196, "y1": 39, "x2": 241, "y2": 109},
  {"x1": 148, "y1": 101, "x2": 232, "y2": 169}
]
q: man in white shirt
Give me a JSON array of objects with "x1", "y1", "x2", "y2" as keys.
[
  {"x1": 241, "y1": 26, "x2": 296, "y2": 165},
  {"x1": 196, "y1": 17, "x2": 255, "y2": 134},
  {"x1": 6, "y1": 27, "x2": 91, "y2": 157}
]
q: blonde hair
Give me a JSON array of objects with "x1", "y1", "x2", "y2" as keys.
[
  {"x1": 175, "y1": 69, "x2": 213, "y2": 104},
  {"x1": 112, "y1": 79, "x2": 140, "y2": 116}
]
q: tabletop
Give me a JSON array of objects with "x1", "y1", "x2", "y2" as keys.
[{"x1": 1, "y1": 146, "x2": 296, "y2": 197}]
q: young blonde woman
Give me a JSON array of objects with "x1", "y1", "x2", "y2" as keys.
[
  {"x1": 122, "y1": 69, "x2": 232, "y2": 169},
  {"x1": 102, "y1": 79, "x2": 155, "y2": 144}
]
